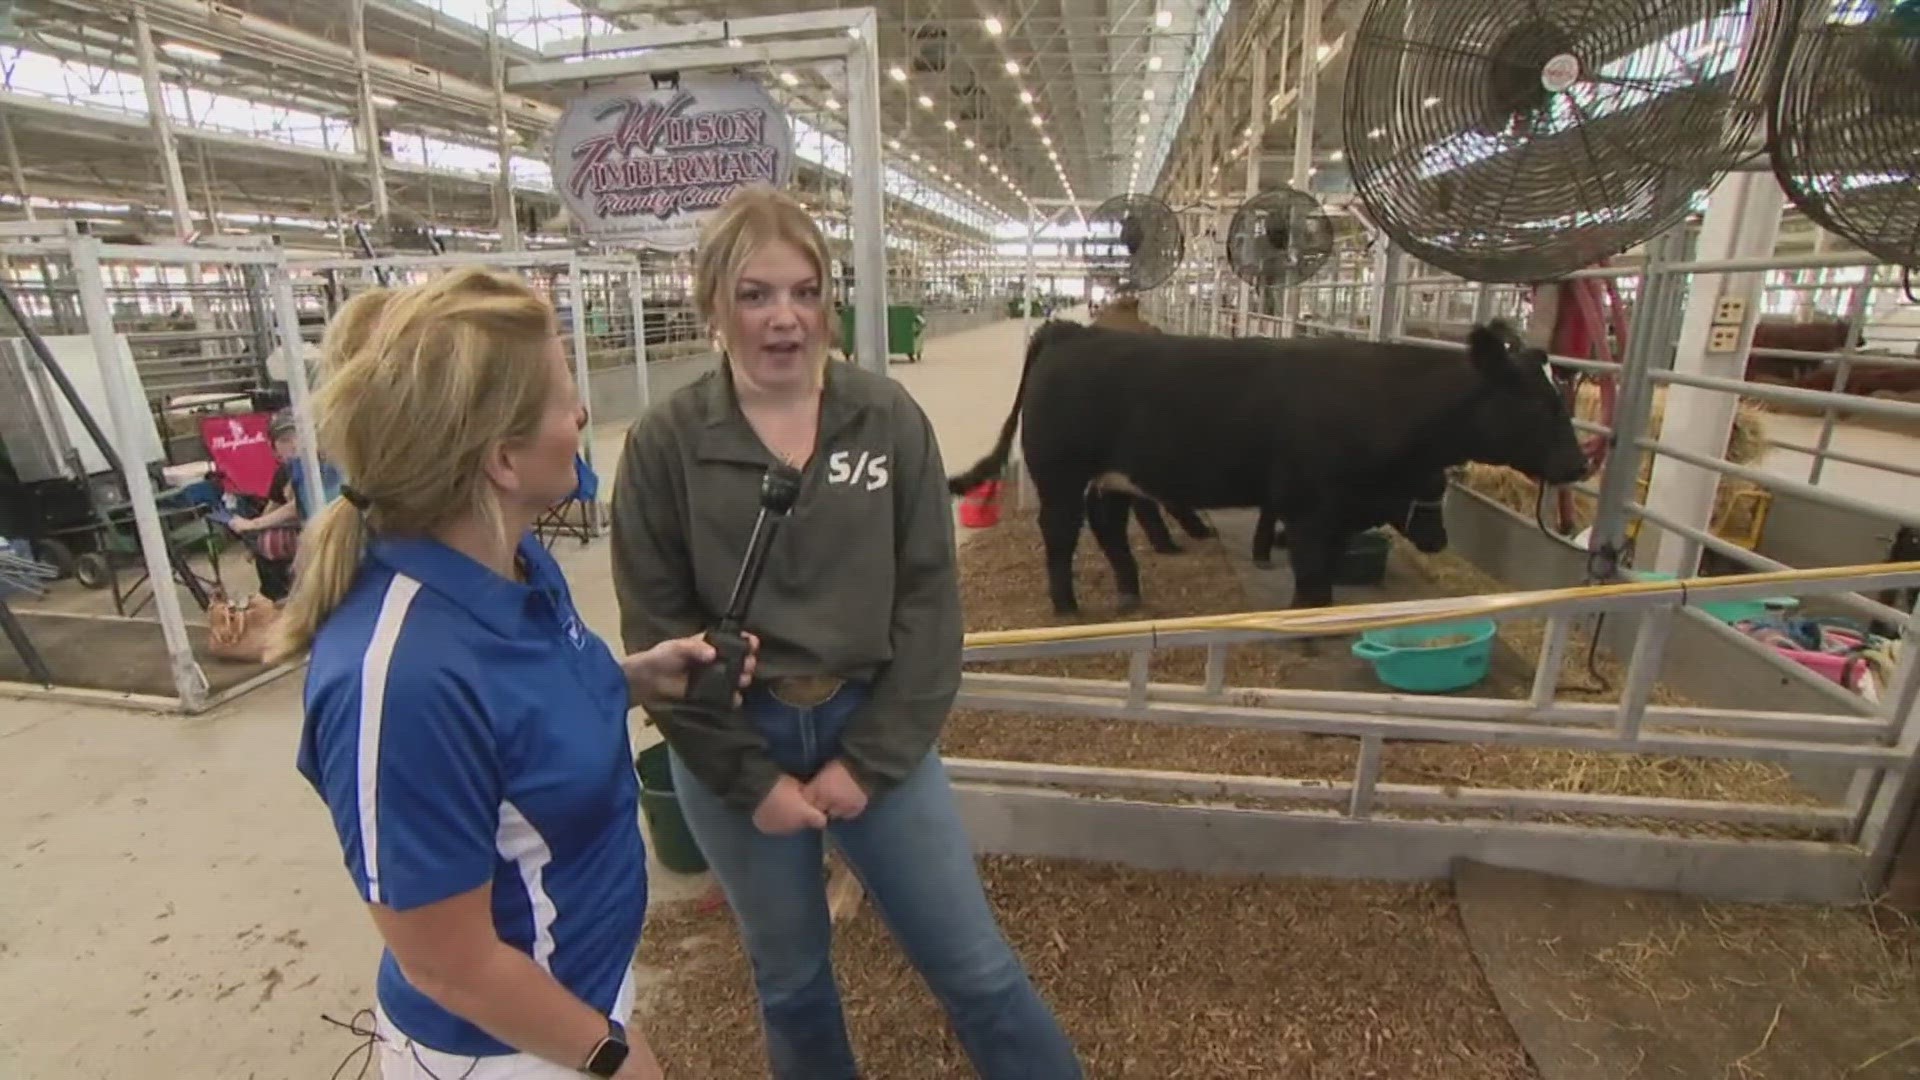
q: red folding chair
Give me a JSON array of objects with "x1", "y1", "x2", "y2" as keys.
[{"x1": 198, "y1": 412, "x2": 280, "y2": 501}]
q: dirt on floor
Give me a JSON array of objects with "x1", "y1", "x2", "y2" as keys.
[
  {"x1": 943, "y1": 516, "x2": 1819, "y2": 834},
  {"x1": 1455, "y1": 862, "x2": 1920, "y2": 1080},
  {"x1": 636, "y1": 856, "x2": 1539, "y2": 1080}
]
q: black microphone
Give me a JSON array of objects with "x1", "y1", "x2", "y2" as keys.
[{"x1": 684, "y1": 463, "x2": 803, "y2": 713}]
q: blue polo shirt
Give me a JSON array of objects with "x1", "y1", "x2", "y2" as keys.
[{"x1": 296, "y1": 533, "x2": 646, "y2": 1057}]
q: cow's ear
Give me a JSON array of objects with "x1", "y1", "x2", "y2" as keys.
[{"x1": 1466, "y1": 323, "x2": 1521, "y2": 383}]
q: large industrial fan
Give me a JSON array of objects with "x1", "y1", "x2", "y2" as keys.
[
  {"x1": 1083, "y1": 193, "x2": 1185, "y2": 292},
  {"x1": 1342, "y1": 0, "x2": 1792, "y2": 282},
  {"x1": 1223, "y1": 186, "x2": 1335, "y2": 288},
  {"x1": 1767, "y1": 0, "x2": 1920, "y2": 269}
]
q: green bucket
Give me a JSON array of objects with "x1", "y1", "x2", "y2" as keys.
[
  {"x1": 1335, "y1": 529, "x2": 1392, "y2": 587},
  {"x1": 1351, "y1": 618, "x2": 1499, "y2": 694},
  {"x1": 635, "y1": 743, "x2": 707, "y2": 875}
]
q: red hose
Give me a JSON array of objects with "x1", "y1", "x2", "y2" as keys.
[{"x1": 1537, "y1": 261, "x2": 1626, "y2": 534}]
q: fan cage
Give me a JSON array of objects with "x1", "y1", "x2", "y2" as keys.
[
  {"x1": 1767, "y1": 0, "x2": 1920, "y2": 269},
  {"x1": 1343, "y1": 0, "x2": 1788, "y2": 282},
  {"x1": 1084, "y1": 194, "x2": 1186, "y2": 292}
]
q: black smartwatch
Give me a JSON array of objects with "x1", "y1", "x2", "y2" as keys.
[{"x1": 581, "y1": 1018, "x2": 629, "y2": 1078}]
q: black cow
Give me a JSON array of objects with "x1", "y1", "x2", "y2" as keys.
[
  {"x1": 948, "y1": 319, "x2": 1590, "y2": 614},
  {"x1": 1870, "y1": 525, "x2": 1920, "y2": 639}
]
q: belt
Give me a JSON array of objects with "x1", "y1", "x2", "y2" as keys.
[{"x1": 762, "y1": 675, "x2": 847, "y2": 708}]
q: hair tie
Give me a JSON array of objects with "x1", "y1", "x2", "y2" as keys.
[{"x1": 339, "y1": 485, "x2": 373, "y2": 512}]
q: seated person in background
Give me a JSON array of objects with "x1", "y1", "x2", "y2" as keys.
[{"x1": 228, "y1": 410, "x2": 312, "y2": 603}]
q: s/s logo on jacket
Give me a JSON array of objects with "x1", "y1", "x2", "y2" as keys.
[{"x1": 826, "y1": 449, "x2": 890, "y2": 492}]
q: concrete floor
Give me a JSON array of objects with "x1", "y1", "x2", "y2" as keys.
[{"x1": 0, "y1": 311, "x2": 1051, "y2": 1080}]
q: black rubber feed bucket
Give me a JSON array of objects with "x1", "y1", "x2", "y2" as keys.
[{"x1": 1334, "y1": 529, "x2": 1392, "y2": 587}]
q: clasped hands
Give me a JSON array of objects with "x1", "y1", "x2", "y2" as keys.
[
  {"x1": 752, "y1": 762, "x2": 866, "y2": 835},
  {"x1": 621, "y1": 633, "x2": 861, "y2": 835}
]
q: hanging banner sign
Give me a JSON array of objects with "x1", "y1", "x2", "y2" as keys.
[{"x1": 551, "y1": 72, "x2": 795, "y2": 251}]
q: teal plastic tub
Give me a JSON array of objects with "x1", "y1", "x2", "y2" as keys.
[
  {"x1": 1351, "y1": 618, "x2": 1499, "y2": 693},
  {"x1": 1625, "y1": 570, "x2": 1798, "y2": 625}
]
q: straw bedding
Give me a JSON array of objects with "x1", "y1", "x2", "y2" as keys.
[
  {"x1": 945, "y1": 514, "x2": 1820, "y2": 835},
  {"x1": 637, "y1": 857, "x2": 1538, "y2": 1079}
]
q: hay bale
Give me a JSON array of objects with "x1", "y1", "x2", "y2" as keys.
[
  {"x1": 1465, "y1": 383, "x2": 1773, "y2": 542},
  {"x1": 1572, "y1": 382, "x2": 1770, "y2": 466}
]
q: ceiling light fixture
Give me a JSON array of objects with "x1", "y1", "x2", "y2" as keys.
[
  {"x1": 889, "y1": 65, "x2": 907, "y2": 82},
  {"x1": 983, "y1": 15, "x2": 1003, "y2": 35},
  {"x1": 918, "y1": 94, "x2": 934, "y2": 108},
  {"x1": 1155, "y1": 9, "x2": 1172, "y2": 28},
  {"x1": 1005, "y1": 60, "x2": 1020, "y2": 75},
  {"x1": 1148, "y1": 55, "x2": 1162, "y2": 71},
  {"x1": 779, "y1": 70, "x2": 798, "y2": 86},
  {"x1": 1019, "y1": 89, "x2": 1033, "y2": 105},
  {"x1": 944, "y1": 118, "x2": 957, "y2": 130},
  {"x1": 824, "y1": 97, "x2": 840, "y2": 110}
]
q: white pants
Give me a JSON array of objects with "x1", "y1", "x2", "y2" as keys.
[{"x1": 375, "y1": 969, "x2": 637, "y2": 1079}]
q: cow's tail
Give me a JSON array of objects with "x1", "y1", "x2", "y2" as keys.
[{"x1": 947, "y1": 320, "x2": 1052, "y2": 496}]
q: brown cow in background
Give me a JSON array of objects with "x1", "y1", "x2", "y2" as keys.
[{"x1": 1092, "y1": 294, "x2": 1162, "y2": 334}]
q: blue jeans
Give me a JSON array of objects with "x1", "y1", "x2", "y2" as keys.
[{"x1": 667, "y1": 683, "x2": 1083, "y2": 1080}]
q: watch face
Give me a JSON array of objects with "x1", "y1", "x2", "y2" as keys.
[{"x1": 586, "y1": 1035, "x2": 629, "y2": 1077}]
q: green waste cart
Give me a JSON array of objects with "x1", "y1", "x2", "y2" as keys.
[{"x1": 839, "y1": 304, "x2": 926, "y2": 364}]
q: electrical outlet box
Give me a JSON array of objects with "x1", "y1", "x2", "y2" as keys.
[
  {"x1": 1714, "y1": 296, "x2": 1747, "y2": 325},
  {"x1": 1707, "y1": 324, "x2": 1742, "y2": 353}
]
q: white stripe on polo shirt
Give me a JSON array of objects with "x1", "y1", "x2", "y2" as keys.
[
  {"x1": 496, "y1": 800, "x2": 559, "y2": 970},
  {"x1": 357, "y1": 574, "x2": 423, "y2": 904}
]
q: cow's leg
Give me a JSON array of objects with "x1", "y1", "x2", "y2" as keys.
[
  {"x1": 1165, "y1": 503, "x2": 1216, "y2": 541},
  {"x1": 1087, "y1": 491, "x2": 1144, "y2": 612},
  {"x1": 1285, "y1": 518, "x2": 1342, "y2": 609},
  {"x1": 1252, "y1": 506, "x2": 1283, "y2": 568},
  {"x1": 1130, "y1": 496, "x2": 1183, "y2": 554},
  {"x1": 1037, "y1": 493, "x2": 1085, "y2": 616}
]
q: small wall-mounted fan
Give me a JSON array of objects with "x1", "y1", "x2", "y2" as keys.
[
  {"x1": 1224, "y1": 186, "x2": 1335, "y2": 289},
  {"x1": 1084, "y1": 193, "x2": 1185, "y2": 292},
  {"x1": 1342, "y1": 0, "x2": 1790, "y2": 282},
  {"x1": 1768, "y1": 0, "x2": 1920, "y2": 269}
]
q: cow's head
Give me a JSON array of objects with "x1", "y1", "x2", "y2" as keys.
[{"x1": 1460, "y1": 321, "x2": 1590, "y2": 486}]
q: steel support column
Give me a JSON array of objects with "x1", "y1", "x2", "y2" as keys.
[
  {"x1": 351, "y1": 0, "x2": 392, "y2": 226},
  {"x1": 1641, "y1": 172, "x2": 1784, "y2": 576}
]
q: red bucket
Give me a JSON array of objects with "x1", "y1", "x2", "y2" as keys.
[{"x1": 958, "y1": 479, "x2": 1003, "y2": 529}]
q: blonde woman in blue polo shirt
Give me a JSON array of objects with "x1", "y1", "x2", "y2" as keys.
[{"x1": 271, "y1": 268, "x2": 751, "y2": 1079}]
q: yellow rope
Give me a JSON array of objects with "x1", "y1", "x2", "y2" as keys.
[{"x1": 963, "y1": 560, "x2": 1920, "y2": 648}]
